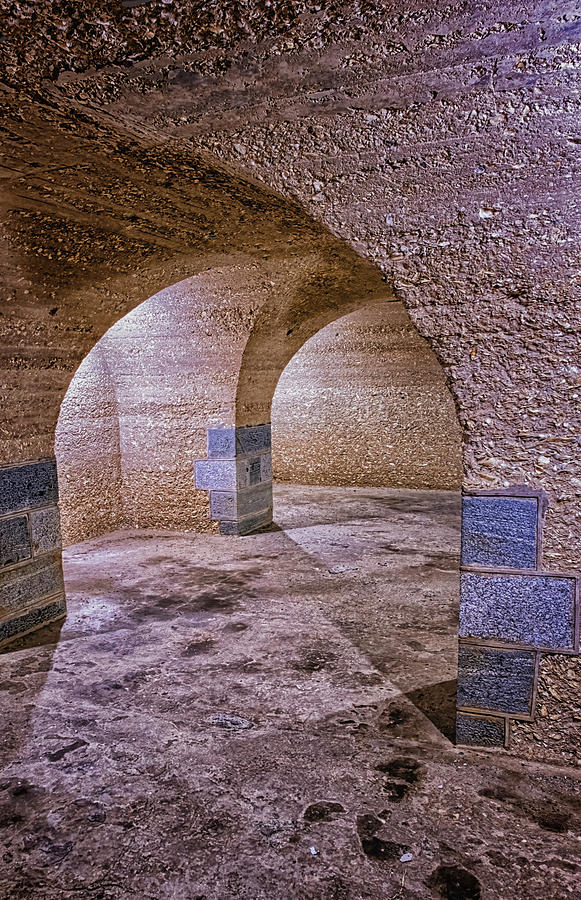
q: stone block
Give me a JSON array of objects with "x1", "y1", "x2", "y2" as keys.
[
  {"x1": 460, "y1": 571, "x2": 577, "y2": 649},
  {"x1": 29, "y1": 506, "x2": 62, "y2": 556},
  {"x1": 0, "y1": 553, "x2": 65, "y2": 614},
  {"x1": 461, "y1": 495, "x2": 538, "y2": 569},
  {"x1": 457, "y1": 644, "x2": 536, "y2": 715},
  {"x1": 0, "y1": 459, "x2": 59, "y2": 516},
  {"x1": 0, "y1": 596, "x2": 66, "y2": 647},
  {"x1": 207, "y1": 428, "x2": 236, "y2": 459},
  {"x1": 456, "y1": 712, "x2": 506, "y2": 747},
  {"x1": 194, "y1": 459, "x2": 237, "y2": 491},
  {"x1": 235, "y1": 424, "x2": 271, "y2": 456},
  {"x1": 219, "y1": 507, "x2": 272, "y2": 536},
  {"x1": 211, "y1": 483, "x2": 273, "y2": 521},
  {"x1": 0, "y1": 516, "x2": 31, "y2": 567},
  {"x1": 210, "y1": 490, "x2": 237, "y2": 520}
]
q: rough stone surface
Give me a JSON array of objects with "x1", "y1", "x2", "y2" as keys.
[
  {"x1": 456, "y1": 713, "x2": 506, "y2": 748},
  {"x1": 0, "y1": 461, "x2": 58, "y2": 516},
  {"x1": 0, "y1": 516, "x2": 30, "y2": 568},
  {"x1": 0, "y1": 554, "x2": 65, "y2": 614},
  {"x1": 457, "y1": 645, "x2": 536, "y2": 716},
  {"x1": 195, "y1": 459, "x2": 238, "y2": 492},
  {"x1": 208, "y1": 428, "x2": 237, "y2": 459},
  {"x1": 0, "y1": 486, "x2": 579, "y2": 898},
  {"x1": 236, "y1": 424, "x2": 272, "y2": 456},
  {"x1": 459, "y1": 572, "x2": 577, "y2": 650},
  {"x1": 29, "y1": 506, "x2": 62, "y2": 557},
  {"x1": 461, "y1": 495, "x2": 539, "y2": 570}
]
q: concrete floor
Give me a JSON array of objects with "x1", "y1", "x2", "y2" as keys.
[{"x1": 0, "y1": 486, "x2": 579, "y2": 899}]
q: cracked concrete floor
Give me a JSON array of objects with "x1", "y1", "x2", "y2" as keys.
[{"x1": 0, "y1": 485, "x2": 579, "y2": 899}]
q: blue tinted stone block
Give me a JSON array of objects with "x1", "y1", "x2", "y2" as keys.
[
  {"x1": 29, "y1": 506, "x2": 62, "y2": 556},
  {"x1": 236, "y1": 425, "x2": 271, "y2": 456},
  {"x1": 0, "y1": 459, "x2": 59, "y2": 516},
  {"x1": 461, "y1": 495, "x2": 538, "y2": 570},
  {"x1": 457, "y1": 644, "x2": 535, "y2": 715},
  {"x1": 0, "y1": 516, "x2": 31, "y2": 567},
  {"x1": 0, "y1": 553, "x2": 65, "y2": 614},
  {"x1": 0, "y1": 596, "x2": 66, "y2": 647},
  {"x1": 194, "y1": 459, "x2": 237, "y2": 491},
  {"x1": 460, "y1": 571, "x2": 577, "y2": 649},
  {"x1": 456, "y1": 712, "x2": 506, "y2": 747},
  {"x1": 207, "y1": 428, "x2": 236, "y2": 459}
]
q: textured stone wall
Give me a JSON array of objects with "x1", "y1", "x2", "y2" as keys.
[{"x1": 272, "y1": 304, "x2": 462, "y2": 489}]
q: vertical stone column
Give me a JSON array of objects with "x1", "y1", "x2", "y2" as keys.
[
  {"x1": 456, "y1": 487, "x2": 579, "y2": 748},
  {"x1": 0, "y1": 459, "x2": 66, "y2": 648},
  {"x1": 194, "y1": 425, "x2": 273, "y2": 535}
]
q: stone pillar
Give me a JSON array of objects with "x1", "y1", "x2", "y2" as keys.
[
  {"x1": 0, "y1": 459, "x2": 66, "y2": 648},
  {"x1": 194, "y1": 425, "x2": 273, "y2": 535},
  {"x1": 456, "y1": 487, "x2": 579, "y2": 748}
]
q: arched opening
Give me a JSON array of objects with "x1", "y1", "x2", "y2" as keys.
[{"x1": 51, "y1": 281, "x2": 464, "y2": 744}]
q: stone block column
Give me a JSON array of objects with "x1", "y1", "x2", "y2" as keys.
[
  {"x1": 0, "y1": 459, "x2": 66, "y2": 648},
  {"x1": 194, "y1": 425, "x2": 272, "y2": 535},
  {"x1": 456, "y1": 487, "x2": 579, "y2": 748}
]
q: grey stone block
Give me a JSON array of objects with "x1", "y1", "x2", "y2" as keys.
[
  {"x1": 235, "y1": 424, "x2": 271, "y2": 456},
  {"x1": 457, "y1": 644, "x2": 536, "y2": 715},
  {"x1": 461, "y1": 495, "x2": 538, "y2": 569},
  {"x1": 0, "y1": 459, "x2": 58, "y2": 516},
  {"x1": 195, "y1": 459, "x2": 237, "y2": 491},
  {"x1": 210, "y1": 490, "x2": 238, "y2": 520},
  {"x1": 0, "y1": 516, "x2": 31, "y2": 567},
  {"x1": 29, "y1": 506, "x2": 62, "y2": 556},
  {"x1": 456, "y1": 712, "x2": 506, "y2": 747},
  {"x1": 211, "y1": 483, "x2": 273, "y2": 521},
  {"x1": 207, "y1": 428, "x2": 236, "y2": 459},
  {"x1": 0, "y1": 553, "x2": 65, "y2": 613},
  {"x1": 219, "y1": 508, "x2": 272, "y2": 536},
  {"x1": 459, "y1": 571, "x2": 577, "y2": 649},
  {"x1": 0, "y1": 596, "x2": 66, "y2": 646}
]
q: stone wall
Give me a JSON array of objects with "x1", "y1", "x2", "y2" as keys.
[{"x1": 272, "y1": 304, "x2": 462, "y2": 490}]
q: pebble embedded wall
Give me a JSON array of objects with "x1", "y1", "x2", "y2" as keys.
[
  {"x1": 457, "y1": 488, "x2": 579, "y2": 748},
  {"x1": 0, "y1": 460, "x2": 65, "y2": 648}
]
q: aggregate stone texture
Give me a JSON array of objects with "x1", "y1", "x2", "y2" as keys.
[
  {"x1": 459, "y1": 572, "x2": 577, "y2": 650},
  {"x1": 0, "y1": 516, "x2": 30, "y2": 568},
  {"x1": 0, "y1": 487, "x2": 579, "y2": 899},
  {"x1": 456, "y1": 713, "x2": 506, "y2": 748},
  {"x1": 0, "y1": 462, "x2": 59, "y2": 517},
  {"x1": 461, "y1": 496, "x2": 539, "y2": 570},
  {"x1": 457, "y1": 645, "x2": 536, "y2": 716}
]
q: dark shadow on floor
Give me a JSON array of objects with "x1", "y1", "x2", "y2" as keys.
[{"x1": 407, "y1": 679, "x2": 457, "y2": 743}]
